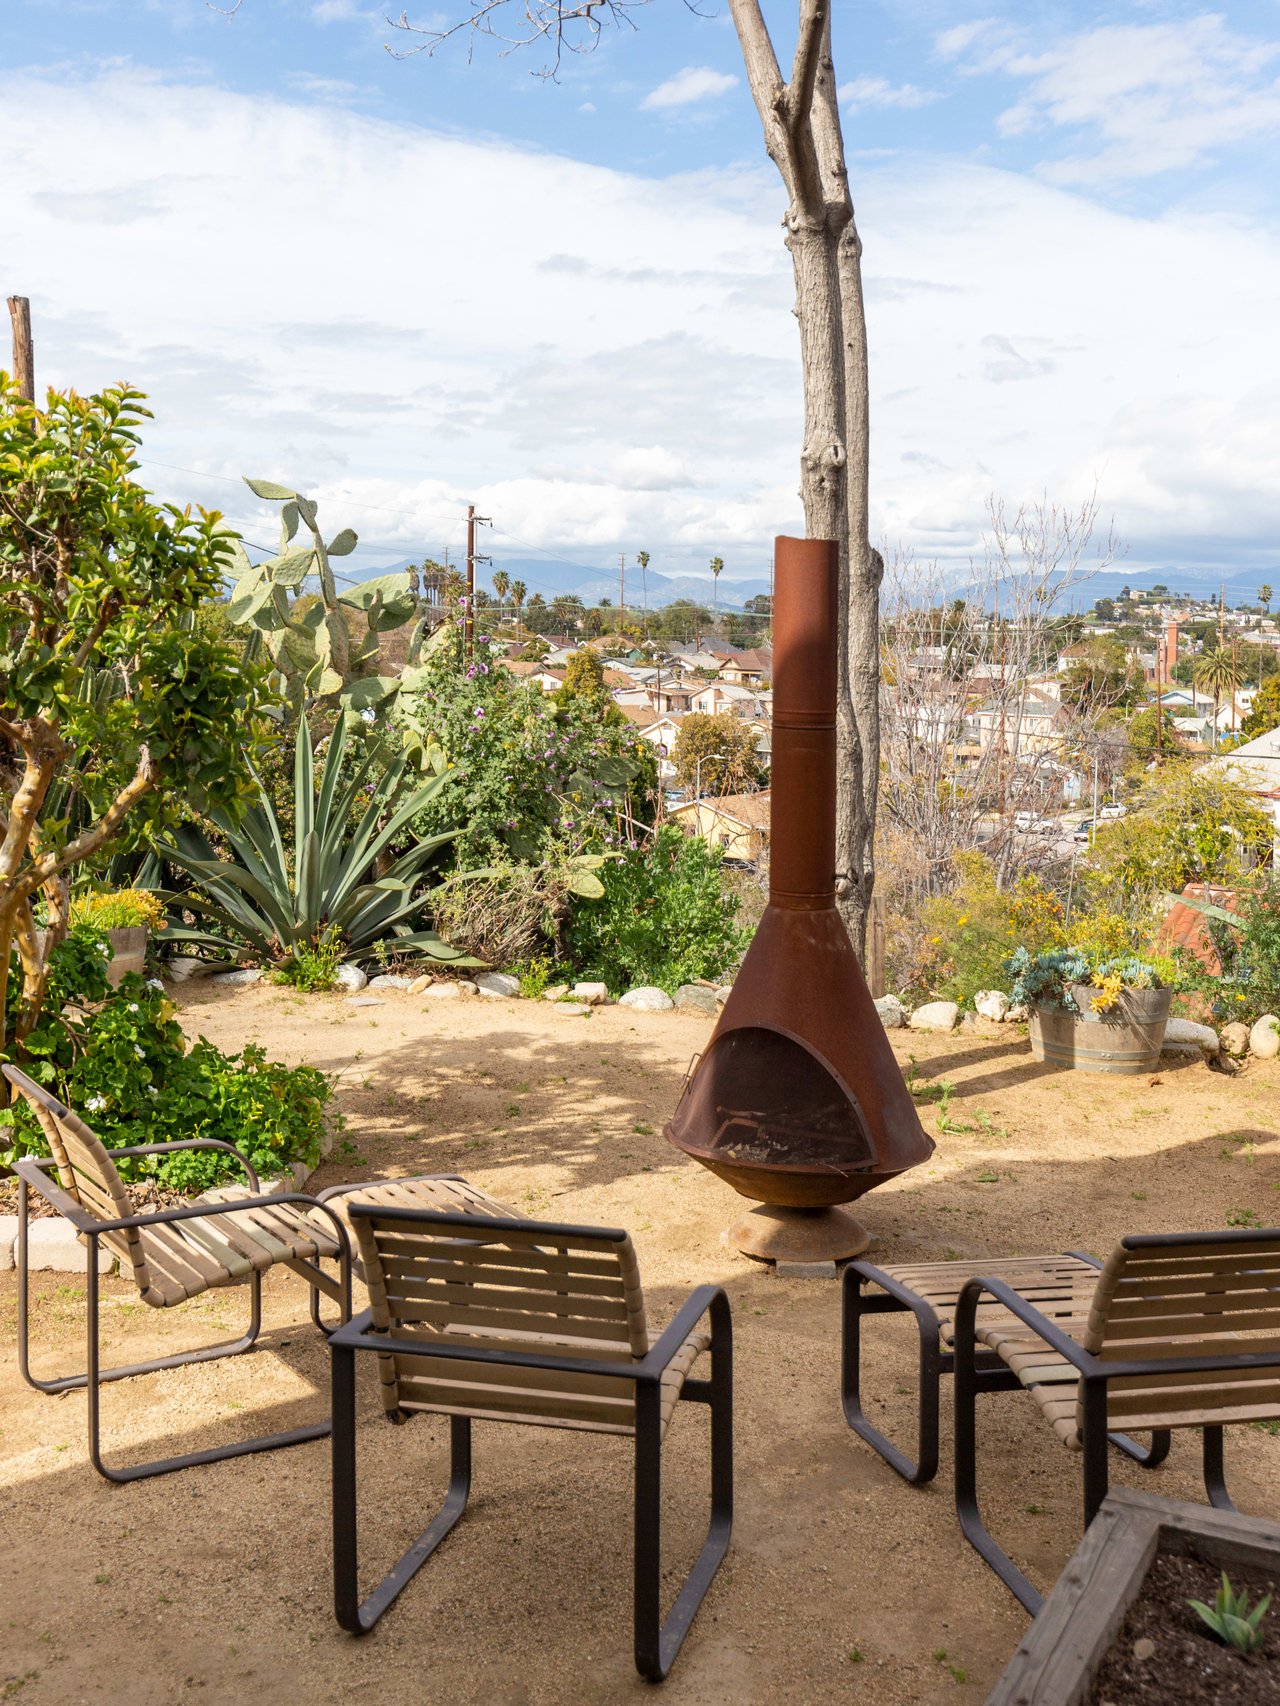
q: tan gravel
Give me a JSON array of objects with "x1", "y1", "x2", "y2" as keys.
[{"x1": 1, "y1": 982, "x2": 1277, "y2": 1705}]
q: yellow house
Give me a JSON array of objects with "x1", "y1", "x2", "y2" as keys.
[{"x1": 671, "y1": 791, "x2": 770, "y2": 863}]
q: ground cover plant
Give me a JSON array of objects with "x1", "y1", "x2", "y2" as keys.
[{"x1": 0, "y1": 930, "x2": 331, "y2": 1190}]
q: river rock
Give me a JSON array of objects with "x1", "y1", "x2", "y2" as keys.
[
  {"x1": 475, "y1": 971, "x2": 521, "y2": 999},
  {"x1": 1006, "y1": 1003, "x2": 1029, "y2": 1022},
  {"x1": 619, "y1": 987, "x2": 675, "y2": 1013},
  {"x1": 554, "y1": 1002, "x2": 592, "y2": 1017},
  {"x1": 334, "y1": 963, "x2": 368, "y2": 992},
  {"x1": 368, "y1": 974, "x2": 414, "y2": 990},
  {"x1": 571, "y1": 982, "x2": 610, "y2": 1006},
  {"x1": 1250, "y1": 1014, "x2": 1280, "y2": 1059},
  {"x1": 425, "y1": 980, "x2": 476, "y2": 1001},
  {"x1": 908, "y1": 1000, "x2": 960, "y2": 1033},
  {"x1": 211, "y1": 967, "x2": 261, "y2": 988},
  {"x1": 674, "y1": 984, "x2": 719, "y2": 1015},
  {"x1": 542, "y1": 985, "x2": 570, "y2": 1002},
  {"x1": 347, "y1": 995, "x2": 385, "y2": 1008},
  {"x1": 974, "y1": 989, "x2": 1010, "y2": 1023},
  {"x1": 166, "y1": 957, "x2": 217, "y2": 983},
  {"x1": 1219, "y1": 1021, "x2": 1251, "y2": 1057},
  {"x1": 714, "y1": 987, "x2": 732, "y2": 1005},
  {"x1": 874, "y1": 995, "x2": 907, "y2": 1029},
  {"x1": 1161, "y1": 1018, "x2": 1219, "y2": 1056}
]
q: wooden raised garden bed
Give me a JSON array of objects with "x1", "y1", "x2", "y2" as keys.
[{"x1": 985, "y1": 1488, "x2": 1280, "y2": 1705}]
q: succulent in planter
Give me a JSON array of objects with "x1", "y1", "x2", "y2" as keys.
[
  {"x1": 1007, "y1": 946, "x2": 1176, "y2": 1015},
  {"x1": 68, "y1": 889, "x2": 167, "y2": 933}
]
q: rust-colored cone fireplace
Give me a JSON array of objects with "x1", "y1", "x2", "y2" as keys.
[{"x1": 665, "y1": 535, "x2": 934, "y2": 1262}]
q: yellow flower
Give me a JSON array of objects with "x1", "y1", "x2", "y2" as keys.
[{"x1": 957, "y1": 915, "x2": 970, "y2": 925}]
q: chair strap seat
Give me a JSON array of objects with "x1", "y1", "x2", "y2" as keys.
[
  {"x1": 874, "y1": 1254, "x2": 1099, "y2": 1347},
  {"x1": 128, "y1": 1189, "x2": 343, "y2": 1308}
]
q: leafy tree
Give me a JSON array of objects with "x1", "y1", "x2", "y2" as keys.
[
  {"x1": 559, "y1": 648, "x2": 610, "y2": 708},
  {"x1": 744, "y1": 593, "x2": 773, "y2": 617},
  {"x1": 1093, "y1": 597, "x2": 1116, "y2": 623},
  {"x1": 671, "y1": 712, "x2": 765, "y2": 798},
  {"x1": 1126, "y1": 703, "x2": 1185, "y2": 765},
  {"x1": 1060, "y1": 637, "x2": 1141, "y2": 715},
  {"x1": 657, "y1": 599, "x2": 713, "y2": 642},
  {"x1": 0, "y1": 381, "x2": 269, "y2": 1058},
  {"x1": 1084, "y1": 769, "x2": 1272, "y2": 905},
  {"x1": 1241, "y1": 674, "x2": 1280, "y2": 740}
]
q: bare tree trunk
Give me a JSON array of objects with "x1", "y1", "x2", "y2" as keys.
[{"x1": 729, "y1": 0, "x2": 879, "y2": 956}]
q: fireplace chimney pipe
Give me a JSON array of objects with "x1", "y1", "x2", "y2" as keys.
[{"x1": 769, "y1": 537, "x2": 839, "y2": 909}]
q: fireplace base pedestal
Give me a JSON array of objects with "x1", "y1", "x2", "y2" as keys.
[{"x1": 731, "y1": 1203, "x2": 872, "y2": 1264}]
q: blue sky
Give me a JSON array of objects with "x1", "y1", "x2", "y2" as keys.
[{"x1": 2, "y1": 1, "x2": 1279, "y2": 585}]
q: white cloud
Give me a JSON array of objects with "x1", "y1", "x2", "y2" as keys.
[
  {"x1": 640, "y1": 67, "x2": 739, "y2": 112},
  {"x1": 935, "y1": 19, "x2": 1002, "y2": 60},
  {"x1": 309, "y1": 0, "x2": 374, "y2": 22},
  {"x1": 1, "y1": 66, "x2": 1278, "y2": 577},
  {"x1": 838, "y1": 76, "x2": 938, "y2": 111},
  {"x1": 945, "y1": 12, "x2": 1280, "y2": 184}
]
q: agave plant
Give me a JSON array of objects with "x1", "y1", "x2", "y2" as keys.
[{"x1": 155, "y1": 715, "x2": 479, "y2": 967}]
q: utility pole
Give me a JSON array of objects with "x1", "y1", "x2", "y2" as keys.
[
  {"x1": 7, "y1": 296, "x2": 33, "y2": 399},
  {"x1": 618, "y1": 552, "x2": 626, "y2": 627},
  {"x1": 465, "y1": 504, "x2": 491, "y2": 658},
  {"x1": 1155, "y1": 633, "x2": 1164, "y2": 762}
]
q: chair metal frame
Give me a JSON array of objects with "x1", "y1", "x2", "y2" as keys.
[
  {"x1": 952, "y1": 1226, "x2": 1280, "y2": 1613},
  {"x1": 7, "y1": 1069, "x2": 352, "y2": 1483},
  {"x1": 329, "y1": 1204, "x2": 733, "y2": 1683},
  {"x1": 841, "y1": 1253, "x2": 1170, "y2": 1486}
]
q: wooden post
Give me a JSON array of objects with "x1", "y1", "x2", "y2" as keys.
[
  {"x1": 7, "y1": 296, "x2": 33, "y2": 400},
  {"x1": 868, "y1": 890, "x2": 886, "y2": 997}
]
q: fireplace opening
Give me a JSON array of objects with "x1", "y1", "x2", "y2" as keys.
[{"x1": 670, "y1": 1027, "x2": 875, "y2": 1175}]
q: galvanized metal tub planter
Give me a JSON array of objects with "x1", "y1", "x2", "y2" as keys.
[
  {"x1": 1028, "y1": 984, "x2": 1172, "y2": 1075},
  {"x1": 985, "y1": 1488, "x2": 1280, "y2": 1705},
  {"x1": 35, "y1": 924, "x2": 148, "y2": 988}
]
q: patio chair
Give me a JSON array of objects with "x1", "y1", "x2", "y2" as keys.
[
  {"x1": 3, "y1": 1063, "x2": 354, "y2": 1483},
  {"x1": 329, "y1": 1202, "x2": 733, "y2": 1682},
  {"x1": 952, "y1": 1227, "x2": 1280, "y2": 1611},
  {"x1": 842, "y1": 1251, "x2": 1170, "y2": 1484}
]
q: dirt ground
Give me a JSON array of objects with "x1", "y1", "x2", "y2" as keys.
[{"x1": 1, "y1": 982, "x2": 1278, "y2": 1706}]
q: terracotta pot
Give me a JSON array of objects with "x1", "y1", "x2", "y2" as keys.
[{"x1": 1029, "y1": 983, "x2": 1172, "y2": 1075}]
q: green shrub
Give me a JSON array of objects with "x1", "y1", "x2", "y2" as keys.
[
  {"x1": 1, "y1": 935, "x2": 333, "y2": 1191},
  {"x1": 562, "y1": 826, "x2": 747, "y2": 994},
  {"x1": 272, "y1": 926, "x2": 344, "y2": 993},
  {"x1": 1178, "y1": 874, "x2": 1280, "y2": 1021},
  {"x1": 914, "y1": 854, "x2": 1064, "y2": 1008}
]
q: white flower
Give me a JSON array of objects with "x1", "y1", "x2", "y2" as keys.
[
  {"x1": 146, "y1": 979, "x2": 164, "y2": 992},
  {"x1": 128, "y1": 1002, "x2": 139, "y2": 1013},
  {"x1": 360, "y1": 707, "x2": 376, "y2": 724},
  {"x1": 133, "y1": 1045, "x2": 145, "y2": 1060},
  {"x1": 86, "y1": 1095, "x2": 107, "y2": 1112},
  {"x1": 146, "y1": 1086, "x2": 158, "y2": 1099},
  {"x1": 97, "y1": 942, "x2": 110, "y2": 956}
]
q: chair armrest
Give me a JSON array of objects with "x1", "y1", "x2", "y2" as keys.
[
  {"x1": 94, "y1": 1138, "x2": 261, "y2": 1192},
  {"x1": 77, "y1": 1190, "x2": 350, "y2": 1261},
  {"x1": 638, "y1": 1285, "x2": 728, "y2": 1378},
  {"x1": 12, "y1": 1156, "x2": 99, "y2": 1233},
  {"x1": 1065, "y1": 1248, "x2": 1104, "y2": 1271},
  {"x1": 955, "y1": 1276, "x2": 1100, "y2": 1375}
]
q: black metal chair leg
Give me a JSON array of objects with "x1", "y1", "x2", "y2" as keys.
[
  {"x1": 85, "y1": 1253, "x2": 330, "y2": 1483},
  {"x1": 333, "y1": 1354, "x2": 472, "y2": 1638},
  {"x1": 634, "y1": 1295, "x2": 734, "y2": 1683},
  {"x1": 1109, "y1": 1427, "x2": 1171, "y2": 1468},
  {"x1": 953, "y1": 1299, "x2": 1043, "y2": 1616},
  {"x1": 1203, "y1": 1427, "x2": 1235, "y2": 1511},
  {"x1": 841, "y1": 1270, "x2": 943, "y2": 1485}
]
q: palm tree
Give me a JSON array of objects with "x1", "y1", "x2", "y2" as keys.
[
  {"x1": 709, "y1": 555, "x2": 724, "y2": 617},
  {"x1": 1196, "y1": 646, "x2": 1235, "y2": 742},
  {"x1": 636, "y1": 549, "x2": 650, "y2": 637},
  {"x1": 510, "y1": 579, "x2": 526, "y2": 633},
  {"x1": 492, "y1": 569, "x2": 510, "y2": 624},
  {"x1": 1259, "y1": 583, "x2": 1273, "y2": 618}
]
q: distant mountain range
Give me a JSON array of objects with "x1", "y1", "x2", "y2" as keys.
[{"x1": 961, "y1": 563, "x2": 1278, "y2": 614}]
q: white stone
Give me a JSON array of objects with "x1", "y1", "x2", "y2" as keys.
[
  {"x1": 674, "y1": 984, "x2": 719, "y2": 1014},
  {"x1": 1006, "y1": 1004, "x2": 1029, "y2": 1023},
  {"x1": 166, "y1": 957, "x2": 217, "y2": 983},
  {"x1": 542, "y1": 985, "x2": 570, "y2": 1002},
  {"x1": 333, "y1": 963, "x2": 368, "y2": 992},
  {"x1": 1161, "y1": 1018, "x2": 1219, "y2": 1055},
  {"x1": 714, "y1": 987, "x2": 732, "y2": 1005},
  {"x1": 408, "y1": 975, "x2": 432, "y2": 995},
  {"x1": 347, "y1": 995, "x2": 385, "y2": 1008},
  {"x1": 25, "y1": 1218, "x2": 113, "y2": 1272},
  {"x1": 1250, "y1": 1014, "x2": 1280, "y2": 1059},
  {"x1": 368, "y1": 973, "x2": 413, "y2": 990},
  {"x1": 425, "y1": 980, "x2": 476, "y2": 1001},
  {"x1": 619, "y1": 987, "x2": 675, "y2": 1013},
  {"x1": 874, "y1": 995, "x2": 907, "y2": 1029},
  {"x1": 474, "y1": 972, "x2": 520, "y2": 999},
  {"x1": 571, "y1": 982, "x2": 610, "y2": 1006},
  {"x1": 1220, "y1": 1021, "x2": 1251, "y2": 1057},
  {"x1": 554, "y1": 1002, "x2": 592, "y2": 1017},
  {"x1": 908, "y1": 1000, "x2": 960, "y2": 1033},
  {"x1": 0, "y1": 1215, "x2": 16, "y2": 1271},
  {"x1": 210, "y1": 967, "x2": 261, "y2": 988},
  {"x1": 974, "y1": 989, "x2": 1011, "y2": 1023}
]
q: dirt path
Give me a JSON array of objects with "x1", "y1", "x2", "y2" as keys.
[{"x1": 1, "y1": 982, "x2": 1277, "y2": 1705}]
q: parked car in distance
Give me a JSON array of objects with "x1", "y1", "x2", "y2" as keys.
[
  {"x1": 1099, "y1": 802, "x2": 1128, "y2": 820},
  {"x1": 1013, "y1": 811, "x2": 1041, "y2": 832},
  {"x1": 1073, "y1": 820, "x2": 1095, "y2": 842}
]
